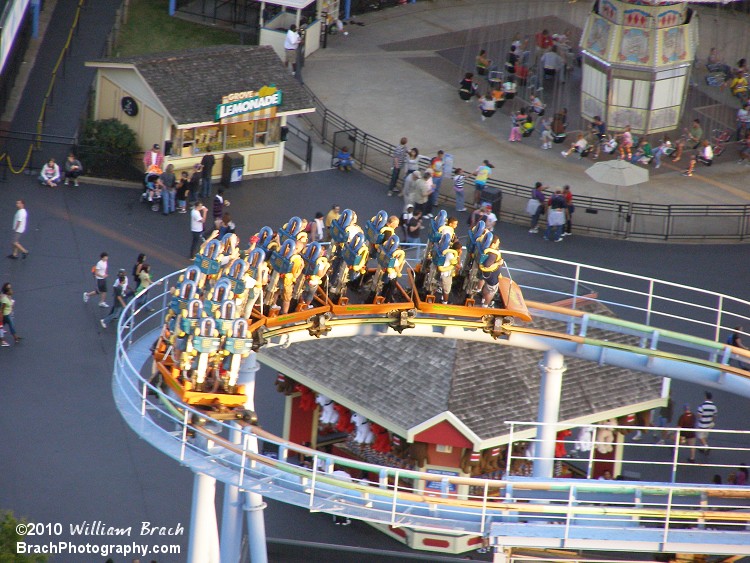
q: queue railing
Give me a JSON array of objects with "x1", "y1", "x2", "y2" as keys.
[
  {"x1": 298, "y1": 84, "x2": 750, "y2": 242},
  {"x1": 113, "y1": 268, "x2": 750, "y2": 555}
]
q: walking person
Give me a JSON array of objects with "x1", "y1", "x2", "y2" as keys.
[
  {"x1": 200, "y1": 147, "x2": 216, "y2": 199},
  {"x1": 677, "y1": 404, "x2": 697, "y2": 463},
  {"x1": 100, "y1": 269, "x2": 129, "y2": 329},
  {"x1": 0, "y1": 282, "x2": 21, "y2": 345},
  {"x1": 213, "y1": 188, "x2": 231, "y2": 229},
  {"x1": 696, "y1": 391, "x2": 718, "y2": 456},
  {"x1": 134, "y1": 263, "x2": 160, "y2": 312},
  {"x1": 189, "y1": 201, "x2": 208, "y2": 260},
  {"x1": 562, "y1": 185, "x2": 574, "y2": 236},
  {"x1": 83, "y1": 252, "x2": 110, "y2": 308},
  {"x1": 388, "y1": 137, "x2": 408, "y2": 196},
  {"x1": 8, "y1": 199, "x2": 28, "y2": 259}
]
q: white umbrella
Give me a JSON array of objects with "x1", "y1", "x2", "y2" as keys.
[{"x1": 585, "y1": 160, "x2": 649, "y2": 234}]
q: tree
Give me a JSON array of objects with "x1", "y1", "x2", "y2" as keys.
[{"x1": 0, "y1": 511, "x2": 47, "y2": 562}]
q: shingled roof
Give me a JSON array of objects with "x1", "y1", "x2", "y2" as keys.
[
  {"x1": 259, "y1": 301, "x2": 664, "y2": 444},
  {"x1": 90, "y1": 45, "x2": 315, "y2": 125}
]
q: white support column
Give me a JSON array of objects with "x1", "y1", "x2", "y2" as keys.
[
  {"x1": 187, "y1": 472, "x2": 220, "y2": 563},
  {"x1": 237, "y1": 354, "x2": 268, "y2": 563},
  {"x1": 244, "y1": 491, "x2": 269, "y2": 563},
  {"x1": 220, "y1": 424, "x2": 245, "y2": 563},
  {"x1": 533, "y1": 350, "x2": 566, "y2": 479}
]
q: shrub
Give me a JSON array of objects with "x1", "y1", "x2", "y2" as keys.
[{"x1": 78, "y1": 118, "x2": 141, "y2": 180}]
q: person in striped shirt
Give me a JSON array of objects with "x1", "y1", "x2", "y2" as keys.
[
  {"x1": 388, "y1": 137, "x2": 408, "y2": 196},
  {"x1": 696, "y1": 391, "x2": 718, "y2": 455},
  {"x1": 453, "y1": 168, "x2": 466, "y2": 212}
]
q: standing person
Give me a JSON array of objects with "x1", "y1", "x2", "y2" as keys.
[
  {"x1": 200, "y1": 147, "x2": 216, "y2": 199},
  {"x1": 677, "y1": 404, "x2": 697, "y2": 463},
  {"x1": 83, "y1": 252, "x2": 110, "y2": 308},
  {"x1": 8, "y1": 200, "x2": 28, "y2": 259},
  {"x1": 160, "y1": 163, "x2": 177, "y2": 215},
  {"x1": 189, "y1": 164, "x2": 203, "y2": 204},
  {"x1": 143, "y1": 144, "x2": 163, "y2": 172},
  {"x1": 415, "y1": 171, "x2": 433, "y2": 216},
  {"x1": 39, "y1": 158, "x2": 61, "y2": 187},
  {"x1": 176, "y1": 171, "x2": 190, "y2": 213},
  {"x1": 131, "y1": 253, "x2": 147, "y2": 289},
  {"x1": 429, "y1": 151, "x2": 445, "y2": 212},
  {"x1": 696, "y1": 391, "x2": 718, "y2": 455},
  {"x1": 100, "y1": 269, "x2": 129, "y2": 329},
  {"x1": 213, "y1": 188, "x2": 231, "y2": 228},
  {"x1": 453, "y1": 168, "x2": 466, "y2": 212},
  {"x1": 284, "y1": 24, "x2": 302, "y2": 75},
  {"x1": 472, "y1": 160, "x2": 493, "y2": 205},
  {"x1": 310, "y1": 212, "x2": 325, "y2": 242},
  {"x1": 0, "y1": 282, "x2": 21, "y2": 344},
  {"x1": 388, "y1": 137, "x2": 408, "y2": 196},
  {"x1": 63, "y1": 153, "x2": 83, "y2": 187},
  {"x1": 405, "y1": 147, "x2": 420, "y2": 179},
  {"x1": 189, "y1": 201, "x2": 208, "y2": 260},
  {"x1": 528, "y1": 182, "x2": 546, "y2": 233},
  {"x1": 545, "y1": 189, "x2": 567, "y2": 242},
  {"x1": 402, "y1": 170, "x2": 420, "y2": 210},
  {"x1": 405, "y1": 209, "x2": 423, "y2": 243},
  {"x1": 562, "y1": 185, "x2": 574, "y2": 236},
  {"x1": 324, "y1": 204, "x2": 341, "y2": 242},
  {"x1": 401, "y1": 204, "x2": 414, "y2": 240}
]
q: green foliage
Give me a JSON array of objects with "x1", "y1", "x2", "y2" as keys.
[
  {"x1": 79, "y1": 119, "x2": 141, "y2": 179},
  {"x1": 116, "y1": 0, "x2": 241, "y2": 57},
  {"x1": 0, "y1": 511, "x2": 47, "y2": 562}
]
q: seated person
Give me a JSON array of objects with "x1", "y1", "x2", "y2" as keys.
[
  {"x1": 476, "y1": 49, "x2": 491, "y2": 76},
  {"x1": 706, "y1": 47, "x2": 730, "y2": 76},
  {"x1": 561, "y1": 133, "x2": 588, "y2": 157},
  {"x1": 726, "y1": 70, "x2": 749, "y2": 102},
  {"x1": 502, "y1": 80, "x2": 517, "y2": 98},
  {"x1": 652, "y1": 135, "x2": 672, "y2": 169},
  {"x1": 491, "y1": 85, "x2": 505, "y2": 108},
  {"x1": 514, "y1": 62, "x2": 530, "y2": 84},
  {"x1": 478, "y1": 95, "x2": 496, "y2": 121},
  {"x1": 459, "y1": 72, "x2": 478, "y2": 101},
  {"x1": 529, "y1": 94, "x2": 545, "y2": 115},
  {"x1": 63, "y1": 153, "x2": 83, "y2": 187},
  {"x1": 631, "y1": 137, "x2": 653, "y2": 164},
  {"x1": 684, "y1": 140, "x2": 713, "y2": 176},
  {"x1": 672, "y1": 119, "x2": 703, "y2": 162},
  {"x1": 39, "y1": 158, "x2": 61, "y2": 187},
  {"x1": 335, "y1": 146, "x2": 353, "y2": 171},
  {"x1": 551, "y1": 108, "x2": 567, "y2": 136}
]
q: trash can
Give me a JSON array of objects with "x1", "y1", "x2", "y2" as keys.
[
  {"x1": 483, "y1": 186, "x2": 502, "y2": 217},
  {"x1": 221, "y1": 152, "x2": 244, "y2": 187}
]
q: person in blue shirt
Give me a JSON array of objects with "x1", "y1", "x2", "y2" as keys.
[{"x1": 336, "y1": 146, "x2": 353, "y2": 171}]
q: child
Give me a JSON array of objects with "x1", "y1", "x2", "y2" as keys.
[
  {"x1": 539, "y1": 117, "x2": 553, "y2": 149},
  {"x1": 176, "y1": 171, "x2": 190, "y2": 213}
]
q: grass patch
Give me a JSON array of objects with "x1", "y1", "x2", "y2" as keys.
[{"x1": 115, "y1": 0, "x2": 241, "y2": 57}]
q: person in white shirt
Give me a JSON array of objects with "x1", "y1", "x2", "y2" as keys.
[
  {"x1": 8, "y1": 200, "x2": 28, "y2": 259},
  {"x1": 84, "y1": 252, "x2": 110, "y2": 308},
  {"x1": 190, "y1": 201, "x2": 208, "y2": 259},
  {"x1": 684, "y1": 140, "x2": 713, "y2": 177},
  {"x1": 284, "y1": 24, "x2": 301, "y2": 74},
  {"x1": 310, "y1": 212, "x2": 325, "y2": 242},
  {"x1": 39, "y1": 158, "x2": 61, "y2": 187}
]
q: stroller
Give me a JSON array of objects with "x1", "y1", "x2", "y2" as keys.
[{"x1": 141, "y1": 168, "x2": 163, "y2": 211}]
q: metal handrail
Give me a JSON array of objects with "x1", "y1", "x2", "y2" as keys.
[
  {"x1": 112, "y1": 261, "x2": 750, "y2": 552},
  {"x1": 298, "y1": 84, "x2": 750, "y2": 242}
]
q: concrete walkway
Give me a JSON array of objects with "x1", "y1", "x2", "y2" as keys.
[{"x1": 302, "y1": 0, "x2": 750, "y2": 207}]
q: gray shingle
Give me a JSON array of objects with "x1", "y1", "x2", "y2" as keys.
[
  {"x1": 94, "y1": 45, "x2": 314, "y2": 125},
  {"x1": 261, "y1": 301, "x2": 663, "y2": 441}
]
